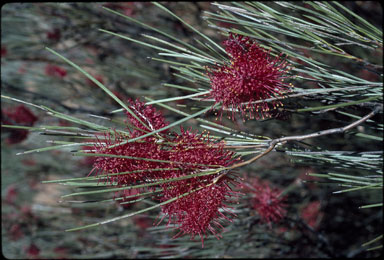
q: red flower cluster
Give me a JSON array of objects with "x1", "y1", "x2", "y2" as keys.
[
  {"x1": 300, "y1": 201, "x2": 323, "y2": 230},
  {"x1": 124, "y1": 99, "x2": 169, "y2": 135},
  {"x1": 92, "y1": 130, "x2": 169, "y2": 185},
  {"x1": 92, "y1": 99, "x2": 171, "y2": 184},
  {"x1": 1, "y1": 105, "x2": 38, "y2": 144},
  {"x1": 25, "y1": 243, "x2": 40, "y2": 258},
  {"x1": 45, "y1": 64, "x2": 67, "y2": 78},
  {"x1": 242, "y1": 177, "x2": 287, "y2": 226},
  {"x1": 86, "y1": 74, "x2": 104, "y2": 88},
  {"x1": 103, "y1": 2, "x2": 136, "y2": 16},
  {"x1": 5, "y1": 184, "x2": 18, "y2": 205},
  {"x1": 46, "y1": 28, "x2": 61, "y2": 41},
  {"x1": 90, "y1": 99, "x2": 240, "y2": 246},
  {"x1": 1, "y1": 45, "x2": 7, "y2": 57},
  {"x1": 157, "y1": 128, "x2": 239, "y2": 246},
  {"x1": 9, "y1": 223, "x2": 24, "y2": 241},
  {"x1": 207, "y1": 33, "x2": 293, "y2": 120}
]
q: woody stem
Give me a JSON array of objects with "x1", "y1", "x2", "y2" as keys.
[{"x1": 214, "y1": 105, "x2": 381, "y2": 183}]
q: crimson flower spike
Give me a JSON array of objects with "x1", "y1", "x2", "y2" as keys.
[
  {"x1": 242, "y1": 178, "x2": 287, "y2": 227},
  {"x1": 206, "y1": 33, "x2": 293, "y2": 121},
  {"x1": 124, "y1": 98, "x2": 169, "y2": 136},
  {"x1": 1, "y1": 105, "x2": 38, "y2": 144},
  {"x1": 157, "y1": 127, "x2": 241, "y2": 247},
  {"x1": 88, "y1": 99, "x2": 243, "y2": 247},
  {"x1": 90, "y1": 99, "x2": 171, "y2": 187}
]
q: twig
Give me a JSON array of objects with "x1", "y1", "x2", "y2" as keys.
[{"x1": 213, "y1": 106, "x2": 381, "y2": 183}]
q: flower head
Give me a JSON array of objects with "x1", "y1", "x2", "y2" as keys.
[
  {"x1": 5, "y1": 184, "x2": 18, "y2": 205},
  {"x1": 86, "y1": 74, "x2": 104, "y2": 88},
  {"x1": 125, "y1": 98, "x2": 169, "y2": 136},
  {"x1": 300, "y1": 201, "x2": 323, "y2": 230},
  {"x1": 1, "y1": 105, "x2": 38, "y2": 144},
  {"x1": 1, "y1": 46, "x2": 7, "y2": 57},
  {"x1": 91, "y1": 130, "x2": 170, "y2": 185},
  {"x1": 103, "y1": 2, "x2": 136, "y2": 17},
  {"x1": 157, "y1": 128, "x2": 240, "y2": 246},
  {"x1": 45, "y1": 64, "x2": 67, "y2": 78},
  {"x1": 9, "y1": 223, "x2": 24, "y2": 241},
  {"x1": 2, "y1": 105, "x2": 38, "y2": 125},
  {"x1": 88, "y1": 100, "x2": 241, "y2": 246},
  {"x1": 90, "y1": 99, "x2": 172, "y2": 186},
  {"x1": 46, "y1": 28, "x2": 61, "y2": 41},
  {"x1": 25, "y1": 243, "x2": 40, "y2": 258},
  {"x1": 242, "y1": 177, "x2": 287, "y2": 225},
  {"x1": 207, "y1": 33, "x2": 293, "y2": 121},
  {"x1": 159, "y1": 181, "x2": 237, "y2": 247}
]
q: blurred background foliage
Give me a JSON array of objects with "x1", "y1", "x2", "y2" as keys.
[{"x1": 1, "y1": 2, "x2": 382, "y2": 258}]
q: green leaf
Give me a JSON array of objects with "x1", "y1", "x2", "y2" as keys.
[
  {"x1": 152, "y1": 2, "x2": 226, "y2": 54},
  {"x1": 106, "y1": 103, "x2": 218, "y2": 149},
  {"x1": 73, "y1": 152, "x2": 223, "y2": 168},
  {"x1": 101, "y1": 5, "x2": 217, "y2": 59},
  {"x1": 296, "y1": 96, "x2": 382, "y2": 112},
  {"x1": 65, "y1": 183, "x2": 209, "y2": 231},
  {"x1": 359, "y1": 203, "x2": 383, "y2": 209}
]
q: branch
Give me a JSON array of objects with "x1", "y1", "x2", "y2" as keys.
[{"x1": 214, "y1": 105, "x2": 382, "y2": 183}]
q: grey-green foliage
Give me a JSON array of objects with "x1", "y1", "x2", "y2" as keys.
[
  {"x1": 1, "y1": 1, "x2": 382, "y2": 257},
  {"x1": 204, "y1": 2, "x2": 382, "y2": 104},
  {"x1": 106, "y1": 1, "x2": 383, "y2": 252},
  {"x1": 201, "y1": 1, "x2": 382, "y2": 251}
]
